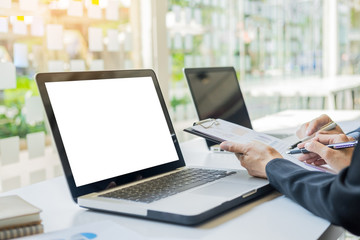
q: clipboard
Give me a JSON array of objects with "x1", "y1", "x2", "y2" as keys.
[
  {"x1": 184, "y1": 118, "x2": 336, "y2": 173},
  {"x1": 184, "y1": 118, "x2": 225, "y2": 144}
]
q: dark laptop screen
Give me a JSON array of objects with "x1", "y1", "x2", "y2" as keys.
[{"x1": 184, "y1": 67, "x2": 252, "y2": 130}]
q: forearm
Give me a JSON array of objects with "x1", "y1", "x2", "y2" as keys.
[{"x1": 266, "y1": 159, "x2": 360, "y2": 235}]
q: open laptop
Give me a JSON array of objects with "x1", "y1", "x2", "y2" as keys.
[
  {"x1": 35, "y1": 69, "x2": 271, "y2": 225},
  {"x1": 183, "y1": 67, "x2": 252, "y2": 148}
]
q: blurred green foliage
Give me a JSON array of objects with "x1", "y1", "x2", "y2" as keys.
[{"x1": 0, "y1": 76, "x2": 46, "y2": 139}]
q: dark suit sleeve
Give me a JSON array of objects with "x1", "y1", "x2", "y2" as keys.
[
  {"x1": 265, "y1": 145, "x2": 360, "y2": 236},
  {"x1": 346, "y1": 127, "x2": 360, "y2": 140}
]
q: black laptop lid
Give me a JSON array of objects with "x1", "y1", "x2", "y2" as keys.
[
  {"x1": 184, "y1": 67, "x2": 252, "y2": 146},
  {"x1": 36, "y1": 70, "x2": 185, "y2": 201}
]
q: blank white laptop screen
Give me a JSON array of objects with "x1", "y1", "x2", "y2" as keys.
[{"x1": 45, "y1": 77, "x2": 179, "y2": 187}]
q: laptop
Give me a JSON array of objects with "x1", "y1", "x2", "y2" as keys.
[
  {"x1": 184, "y1": 67, "x2": 252, "y2": 147},
  {"x1": 35, "y1": 69, "x2": 271, "y2": 225}
]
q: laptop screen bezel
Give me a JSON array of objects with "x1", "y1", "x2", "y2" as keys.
[
  {"x1": 184, "y1": 66, "x2": 252, "y2": 128},
  {"x1": 36, "y1": 69, "x2": 186, "y2": 202}
]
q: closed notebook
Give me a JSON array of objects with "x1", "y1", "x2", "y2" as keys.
[
  {"x1": 0, "y1": 195, "x2": 41, "y2": 230},
  {"x1": 0, "y1": 223, "x2": 44, "y2": 239}
]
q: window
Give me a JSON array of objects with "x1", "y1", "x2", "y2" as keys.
[{"x1": 167, "y1": 0, "x2": 323, "y2": 139}]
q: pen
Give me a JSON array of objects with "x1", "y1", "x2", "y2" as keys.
[
  {"x1": 288, "y1": 121, "x2": 337, "y2": 149},
  {"x1": 286, "y1": 140, "x2": 358, "y2": 155}
]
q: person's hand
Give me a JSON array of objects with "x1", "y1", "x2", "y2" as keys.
[
  {"x1": 296, "y1": 114, "x2": 343, "y2": 140},
  {"x1": 220, "y1": 141, "x2": 282, "y2": 178},
  {"x1": 297, "y1": 133, "x2": 354, "y2": 172}
]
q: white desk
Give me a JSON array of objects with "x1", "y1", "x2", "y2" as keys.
[
  {"x1": 244, "y1": 75, "x2": 360, "y2": 109},
  {"x1": 0, "y1": 138, "x2": 344, "y2": 240}
]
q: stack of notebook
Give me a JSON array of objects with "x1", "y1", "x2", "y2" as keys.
[{"x1": 0, "y1": 195, "x2": 43, "y2": 239}]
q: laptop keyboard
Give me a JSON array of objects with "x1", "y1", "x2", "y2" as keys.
[{"x1": 100, "y1": 168, "x2": 235, "y2": 203}]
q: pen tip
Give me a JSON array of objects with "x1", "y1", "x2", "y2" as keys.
[{"x1": 289, "y1": 141, "x2": 301, "y2": 149}]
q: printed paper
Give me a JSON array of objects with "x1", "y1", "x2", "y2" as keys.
[
  {"x1": 0, "y1": 16, "x2": 8, "y2": 32},
  {"x1": 90, "y1": 59, "x2": 104, "y2": 70},
  {"x1": 88, "y1": 27, "x2": 103, "y2": 51},
  {"x1": 0, "y1": 136, "x2": 20, "y2": 166},
  {"x1": 13, "y1": 43, "x2": 28, "y2": 68},
  {"x1": 0, "y1": 0, "x2": 11, "y2": 8},
  {"x1": 12, "y1": 17, "x2": 27, "y2": 35},
  {"x1": 88, "y1": 1, "x2": 101, "y2": 19},
  {"x1": 106, "y1": 0, "x2": 119, "y2": 20},
  {"x1": 70, "y1": 59, "x2": 86, "y2": 71},
  {"x1": 19, "y1": 0, "x2": 38, "y2": 11},
  {"x1": 48, "y1": 60, "x2": 64, "y2": 72},
  {"x1": 31, "y1": 16, "x2": 44, "y2": 36},
  {"x1": 26, "y1": 132, "x2": 45, "y2": 159},
  {"x1": 25, "y1": 96, "x2": 44, "y2": 123},
  {"x1": 107, "y1": 29, "x2": 119, "y2": 52},
  {"x1": 46, "y1": 24, "x2": 63, "y2": 50},
  {"x1": 68, "y1": 0, "x2": 83, "y2": 17},
  {"x1": 0, "y1": 62, "x2": 16, "y2": 90}
]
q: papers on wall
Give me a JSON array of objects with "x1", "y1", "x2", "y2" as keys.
[
  {"x1": 203, "y1": 34, "x2": 210, "y2": 48},
  {"x1": 184, "y1": 55, "x2": 193, "y2": 67},
  {"x1": 107, "y1": 29, "x2": 119, "y2": 52},
  {"x1": 168, "y1": 55, "x2": 172, "y2": 73},
  {"x1": 212, "y1": 33, "x2": 219, "y2": 49},
  {"x1": 0, "y1": 136, "x2": 20, "y2": 166},
  {"x1": 222, "y1": 15, "x2": 227, "y2": 30},
  {"x1": 89, "y1": 59, "x2": 104, "y2": 70},
  {"x1": 194, "y1": 9, "x2": 202, "y2": 24},
  {"x1": 203, "y1": 0, "x2": 210, "y2": 6},
  {"x1": 23, "y1": 220, "x2": 143, "y2": 240},
  {"x1": 25, "y1": 96, "x2": 44, "y2": 124},
  {"x1": 19, "y1": 0, "x2": 38, "y2": 11},
  {"x1": 195, "y1": 55, "x2": 202, "y2": 67},
  {"x1": 88, "y1": 27, "x2": 103, "y2": 52},
  {"x1": 26, "y1": 132, "x2": 45, "y2": 159},
  {"x1": 124, "y1": 59, "x2": 132, "y2": 69},
  {"x1": 87, "y1": 0, "x2": 102, "y2": 19},
  {"x1": 185, "y1": 7, "x2": 191, "y2": 25},
  {"x1": 13, "y1": 43, "x2": 28, "y2": 68},
  {"x1": 0, "y1": 62, "x2": 16, "y2": 90},
  {"x1": 184, "y1": 34, "x2": 193, "y2": 50},
  {"x1": 0, "y1": 0, "x2": 11, "y2": 8},
  {"x1": 46, "y1": 24, "x2": 63, "y2": 50},
  {"x1": 0, "y1": 16, "x2": 8, "y2": 33},
  {"x1": 68, "y1": 0, "x2": 84, "y2": 17},
  {"x1": 245, "y1": 55, "x2": 251, "y2": 71},
  {"x1": 48, "y1": 60, "x2": 64, "y2": 72},
  {"x1": 106, "y1": 0, "x2": 119, "y2": 20},
  {"x1": 204, "y1": 56, "x2": 210, "y2": 66},
  {"x1": 124, "y1": 32, "x2": 132, "y2": 52},
  {"x1": 31, "y1": 16, "x2": 44, "y2": 36},
  {"x1": 12, "y1": 17, "x2": 27, "y2": 35},
  {"x1": 172, "y1": 5, "x2": 181, "y2": 22},
  {"x1": 173, "y1": 33, "x2": 182, "y2": 49},
  {"x1": 70, "y1": 59, "x2": 86, "y2": 71},
  {"x1": 212, "y1": 13, "x2": 218, "y2": 28},
  {"x1": 220, "y1": 56, "x2": 227, "y2": 66}
]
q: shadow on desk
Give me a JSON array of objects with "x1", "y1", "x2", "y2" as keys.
[{"x1": 199, "y1": 191, "x2": 282, "y2": 229}]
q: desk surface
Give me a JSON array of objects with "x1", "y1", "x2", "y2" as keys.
[{"x1": 0, "y1": 138, "x2": 343, "y2": 240}]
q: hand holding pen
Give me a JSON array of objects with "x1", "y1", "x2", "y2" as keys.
[
  {"x1": 291, "y1": 133, "x2": 356, "y2": 173},
  {"x1": 289, "y1": 120, "x2": 338, "y2": 149},
  {"x1": 286, "y1": 140, "x2": 358, "y2": 154}
]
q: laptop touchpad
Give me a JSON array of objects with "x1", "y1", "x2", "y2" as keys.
[{"x1": 191, "y1": 182, "x2": 256, "y2": 198}]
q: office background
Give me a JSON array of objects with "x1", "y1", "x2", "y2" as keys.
[{"x1": 0, "y1": 0, "x2": 359, "y2": 209}]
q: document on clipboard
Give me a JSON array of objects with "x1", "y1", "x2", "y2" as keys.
[{"x1": 184, "y1": 118, "x2": 335, "y2": 173}]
